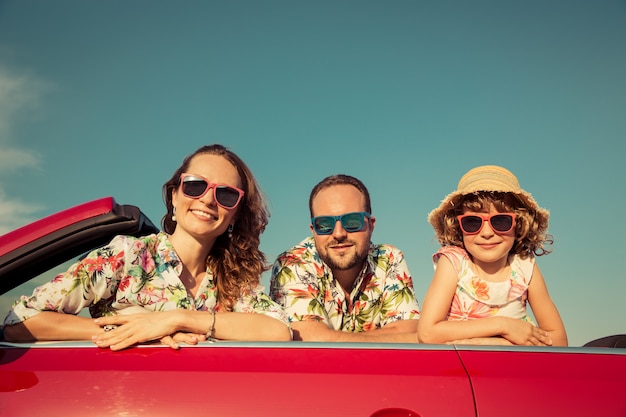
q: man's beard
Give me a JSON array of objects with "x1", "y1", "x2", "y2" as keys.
[{"x1": 319, "y1": 240, "x2": 368, "y2": 271}]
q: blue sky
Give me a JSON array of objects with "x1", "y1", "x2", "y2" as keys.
[{"x1": 0, "y1": 1, "x2": 624, "y2": 346}]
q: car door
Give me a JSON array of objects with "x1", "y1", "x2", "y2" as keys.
[
  {"x1": 1, "y1": 341, "x2": 476, "y2": 417},
  {"x1": 457, "y1": 345, "x2": 626, "y2": 417}
]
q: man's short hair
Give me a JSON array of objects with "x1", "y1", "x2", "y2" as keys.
[{"x1": 309, "y1": 174, "x2": 372, "y2": 217}]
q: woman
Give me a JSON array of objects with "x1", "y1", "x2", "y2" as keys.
[{"x1": 3, "y1": 144, "x2": 291, "y2": 350}]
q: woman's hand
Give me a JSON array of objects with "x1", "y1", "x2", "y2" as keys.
[
  {"x1": 92, "y1": 311, "x2": 186, "y2": 351},
  {"x1": 166, "y1": 331, "x2": 208, "y2": 347}
]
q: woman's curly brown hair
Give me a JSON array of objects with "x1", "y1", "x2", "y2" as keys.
[
  {"x1": 161, "y1": 144, "x2": 270, "y2": 310},
  {"x1": 435, "y1": 191, "x2": 552, "y2": 258}
]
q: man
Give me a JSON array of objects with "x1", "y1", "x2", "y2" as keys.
[{"x1": 270, "y1": 174, "x2": 420, "y2": 342}]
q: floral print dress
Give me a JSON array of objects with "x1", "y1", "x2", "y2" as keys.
[{"x1": 433, "y1": 245, "x2": 536, "y2": 324}]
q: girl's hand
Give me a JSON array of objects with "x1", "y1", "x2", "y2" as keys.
[
  {"x1": 501, "y1": 317, "x2": 552, "y2": 346},
  {"x1": 447, "y1": 337, "x2": 513, "y2": 345}
]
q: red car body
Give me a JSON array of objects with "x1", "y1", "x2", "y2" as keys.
[{"x1": 1, "y1": 198, "x2": 625, "y2": 417}]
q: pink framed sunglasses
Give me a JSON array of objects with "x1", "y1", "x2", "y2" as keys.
[
  {"x1": 456, "y1": 213, "x2": 516, "y2": 235},
  {"x1": 179, "y1": 173, "x2": 244, "y2": 209}
]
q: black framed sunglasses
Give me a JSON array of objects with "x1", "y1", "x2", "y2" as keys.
[
  {"x1": 179, "y1": 173, "x2": 244, "y2": 209},
  {"x1": 311, "y1": 211, "x2": 371, "y2": 235},
  {"x1": 456, "y1": 213, "x2": 516, "y2": 235}
]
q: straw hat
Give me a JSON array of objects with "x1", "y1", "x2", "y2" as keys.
[{"x1": 427, "y1": 165, "x2": 549, "y2": 236}]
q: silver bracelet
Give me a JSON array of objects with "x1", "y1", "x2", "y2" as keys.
[{"x1": 206, "y1": 311, "x2": 216, "y2": 339}]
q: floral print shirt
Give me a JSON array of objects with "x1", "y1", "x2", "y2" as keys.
[
  {"x1": 269, "y1": 236, "x2": 420, "y2": 332},
  {"x1": 4, "y1": 232, "x2": 289, "y2": 326},
  {"x1": 433, "y1": 245, "x2": 535, "y2": 324}
]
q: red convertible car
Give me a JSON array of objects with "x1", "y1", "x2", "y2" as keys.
[{"x1": 1, "y1": 197, "x2": 625, "y2": 417}]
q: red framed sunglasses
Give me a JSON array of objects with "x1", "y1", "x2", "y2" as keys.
[
  {"x1": 457, "y1": 213, "x2": 516, "y2": 235},
  {"x1": 179, "y1": 173, "x2": 244, "y2": 209}
]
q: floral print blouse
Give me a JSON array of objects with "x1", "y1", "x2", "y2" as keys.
[
  {"x1": 4, "y1": 232, "x2": 289, "y2": 327},
  {"x1": 433, "y1": 245, "x2": 536, "y2": 324},
  {"x1": 269, "y1": 236, "x2": 420, "y2": 332}
]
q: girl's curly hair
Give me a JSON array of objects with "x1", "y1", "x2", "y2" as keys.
[
  {"x1": 434, "y1": 191, "x2": 552, "y2": 258},
  {"x1": 161, "y1": 144, "x2": 270, "y2": 310}
]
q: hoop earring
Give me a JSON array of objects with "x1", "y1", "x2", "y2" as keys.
[
  {"x1": 228, "y1": 224, "x2": 233, "y2": 238},
  {"x1": 172, "y1": 207, "x2": 177, "y2": 222}
]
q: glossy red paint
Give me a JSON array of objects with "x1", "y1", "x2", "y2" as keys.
[
  {"x1": 0, "y1": 342, "x2": 476, "y2": 417},
  {"x1": 0, "y1": 197, "x2": 115, "y2": 257},
  {"x1": 457, "y1": 347, "x2": 626, "y2": 417}
]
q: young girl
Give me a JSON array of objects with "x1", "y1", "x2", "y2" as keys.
[{"x1": 418, "y1": 165, "x2": 567, "y2": 346}]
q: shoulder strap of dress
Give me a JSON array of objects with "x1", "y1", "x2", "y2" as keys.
[
  {"x1": 433, "y1": 246, "x2": 468, "y2": 275},
  {"x1": 510, "y1": 254, "x2": 536, "y2": 285}
]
